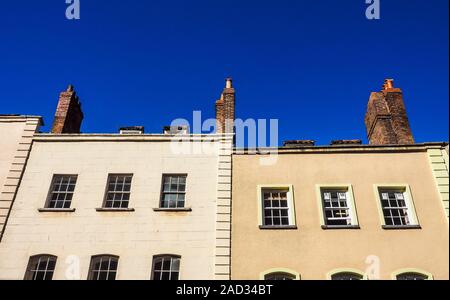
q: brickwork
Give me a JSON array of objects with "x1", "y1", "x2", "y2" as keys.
[
  {"x1": 365, "y1": 79, "x2": 414, "y2": 145},
  {"x1": 51, "y1": 85, "x2": 84, "y2": 134},
  {"x1": 216, "y1": 78, "x2": 235, "y2": 134}
]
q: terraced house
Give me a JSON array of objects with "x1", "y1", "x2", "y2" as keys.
[
  {"x1": 0, "y1": 78, "x2": 448, "y2": 280},
  {"x1": 0, "y1": 80, "x2": 234, "y2": 280},
  {"x1": 231, "y1": 80, "x2": 449, "y2": 280}
]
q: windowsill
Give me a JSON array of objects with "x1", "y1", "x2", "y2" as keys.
[
  {"x1": 259, "y1": 225, "x2": 298, "y2": 230},
  {"x1": 95, "y1": 208, "x2": 135, "y2": 212},
  {"x1": 153, "y1": 207, "x2": 192, "y2": 212},
  {"x1": 382, "y1": 225, "x2": 421, "y2": 230},
  {"x1": 38, "y1": 208, "x2": 76, "y2": 213},
  {"x1": 321, "y1": 225, "x2": 360, "y2": 230}
]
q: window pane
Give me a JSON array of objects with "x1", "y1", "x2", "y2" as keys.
[
  {"x1": 104, "y1": 175, "x2": 132, "y2": 208},
  {"x1": 46, "y1": 175, "x2": 77, "y2": 209},
  {"x1": 264, "y1": 272, "x2": 296, "y2": 280},
  {"x1": 397, "y1": 273, "x2": 428, "y2": 280},
  {"x1": 262, "y1": 189, "x2": 291, "y2": 227},
  {"x1": 161, "y1": 175, "x2": 187, "y2": 208},
  {"x1": 88, "y1": 256, "x2": 119, "y2": 280},
  {"x1": 24, "y1": 255, "x2": 57, "y2": 280},
  {"x1": 331, "y1": 272, "x2": 363, "y2": 280},
  {"x1": 152, "y1": 256, "x2": 180, "y2": 280},
  {"x1": 379, "y1": 189, "x2": 410, "y2": 226},
  {"x1": 153, "y1": 272, "x2": 161, "y2": 280},
  {"x1": 322, "y1": 189, "x2": 351, "y2": 226}
]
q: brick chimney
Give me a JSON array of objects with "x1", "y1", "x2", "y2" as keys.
[
  {"x1": 364, "y1": 79, "x2": 414, "y2": 145},
  {"x1": 51, "y1": 85, "x2": 84, "y2": 134},
  {"x1": 215, "y1": 78, "x2": 235, "y2": 134}
]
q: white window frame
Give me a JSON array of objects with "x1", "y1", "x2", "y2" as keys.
[
  {"x1": 257, "y1": 185, "x2": 296, "y2": 228},
  {"x1": 373, "y1": 184, "x2": 420, "y2": 228},
  {"x1": 315, "y1": 184, "x2": 359, "y2": 228}
]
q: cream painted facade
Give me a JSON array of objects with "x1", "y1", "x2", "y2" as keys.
[
  {"x1": 231, "y1": 143, "x2": 449, "y2": 280},
  {"x1": 0, "y1": 133, "x2": 233, "y2": 280},
  {"x1": 0, "y1": 115, "x2": 42, "y2": 240}
]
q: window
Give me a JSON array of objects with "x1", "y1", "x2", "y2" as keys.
[
  {"x1": 160, "y1": 175, "x2": 187, "y2": 208},
  {"x1": 396, "y1": 273, "x2": 430, "y2": 280},
  {"x1": 375, "y1": 185, "x2": 419, "y2": 227},
  {"x1": 260, "y1": 269, "x2": 300, "y2": 280},
  {"x1": 392, "y1": 269, "x2": 433, "y2": 280},
  {"x1": 317, "y1": 185, "x2": 359, "y2": 228},
  {"x1": 46, "y1": 175, "x2": 77, "y2": 209},
  {"x1": 264, "y1": 272, "x2": 296, "y2": 280},
  {"x1": 24, "y1": 255, "x2": 57, "y2": 280},
  {"x1": 103, "y1": 174, "x2": 133, "y2": 208},
  {"x1": 258, "y1": 185, "x2": 296, "y2": 228},
  {"x1": 331, "y1": 272, "x2": 364, "y2": 280},
  {"x1": 151, "y1": 255, "x2": 181, "y2": 280},
  {"x1": 380, "y1": 190, "x2": 409, "y2": 226},
  {"x1": 88, "y1": 255, "x2": 119, "y2": 280},
  {"x1": 263, "y1": 189, "x2": 290, "y2": 226}
]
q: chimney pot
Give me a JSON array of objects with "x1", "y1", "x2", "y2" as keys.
[
  {"x1": 119, "y1": 126, "x2": 144, "y2": 134},
  {"x1": 383, "y1": 79, "x2": 394, "y2": 90},
  {"x1": 225, "y1": 77, "x2": 233, "y2": 89},
  {"x1": 283, "y1": 140, "x2": 315, "y2": 148},
  {"x1": 330, "y1": 139, "x2": 362, "y2": 146}
]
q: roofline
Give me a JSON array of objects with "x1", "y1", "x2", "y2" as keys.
[
  {"x1": 32, "y1": 133, "x2": 234, "y2": 142},
  {"x1": 0, "y1": 115, "x2": 44, "y2": 125},
  {"x1": 233, "y1": 142, "x2": 449, "y2": 154}
]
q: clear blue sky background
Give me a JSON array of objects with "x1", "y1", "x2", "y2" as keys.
[{"x1": 0, "y1": 0, "x2": 448, "y2": 146}]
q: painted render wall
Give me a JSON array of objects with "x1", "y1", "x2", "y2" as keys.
[
  {"x1": 0, "y1": 134, "x2": 233, "y2": 280},
  {"x1": 0, "y1": 119, "x2": 26, "y2": 194},
  {"x1": 0, "y1": 116, "x2": 41, "y2": 240},
  {"x1": 231, "y1": 148, "x2": 449, "y2": 280}
]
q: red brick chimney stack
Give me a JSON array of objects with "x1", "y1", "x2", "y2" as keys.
[
  {"x1": 51, "y1": 85, "x2": 84, "y2": 134},
  {"x1": 216, "y1": 78, "x2": 235, "y2": 134},
  {"x1": 365, "y1": 79, "x2": 414, "y2": 145}
]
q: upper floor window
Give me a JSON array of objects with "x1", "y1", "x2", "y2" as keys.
[
  {"x1": 264, "y1": 272, "x2": 296, "y2": 280},
  {"x1": 88, "y1": 255, "x2": 119, "y2": 280},
  {"x1": 331, "y1": 272, "x2": 364, "y2": 280},
  {"x1": 151, "y1": 255, "x2": 181, "y2": 280},
  {"x1": 24, "y1": 255, "x2": 57, "y2": 280},
  {"x1": 317, "y1": 185, "x2": 359, "y2": 228},
  {"x1": 258, "y1": 185, "x2": 296, "y2": 228},
  {"x1": 103, "y1": 174, "x2": 133, "y2": 209},
  {"x1": 46, "y1": 175, "x2": 77, "y2": 209},
  {"x1": 160, "y1": 175, "x2": 187, "y2": 209},
  {"x1": 375, "y1": 185, "x2": 419, "y2": 228}
]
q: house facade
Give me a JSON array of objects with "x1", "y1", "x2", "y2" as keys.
[
  {"x1": 0, "y1": 83, "x2": 234, "y2": 280},
  {"x1": 231, "y1": 80, "x2": 449, "y2": 280},
  {"x1": 231, "y1": 142, "x2": 449, "y2": 280}
]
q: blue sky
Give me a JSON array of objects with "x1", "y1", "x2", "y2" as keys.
[{"x1": 0, "y1": 0, "x2": 448, "y2": 146}]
